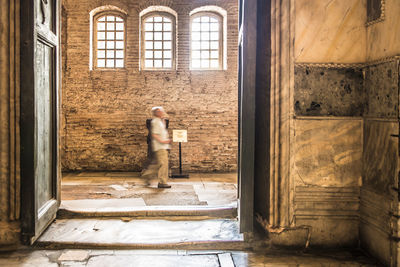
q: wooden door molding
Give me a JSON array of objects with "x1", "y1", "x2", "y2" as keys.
[{"x1": 20, "y1": 0, "x2": 61, "y2": 244}]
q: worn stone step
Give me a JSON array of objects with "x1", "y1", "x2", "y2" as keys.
[
  {"x1": 58, "y1": 199, "x2": 237, "y2": 219},
  {"x1": 36, "y1": 218, "x2": 257, "y2": 250}
]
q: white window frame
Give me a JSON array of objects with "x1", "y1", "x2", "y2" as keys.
[
  {"x1": 93, "y1": 11, "x2": 126, "y2": 70},
  {"x1": 140, "y1": 12, "x2": 176, "y2": 70}
]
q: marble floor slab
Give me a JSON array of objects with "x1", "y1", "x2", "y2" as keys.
[
  {"x1": 37, "y1": 218, "x2": 243, "y2": 248},
  {"x1": 61, "y1": 172, "x2": 238, "y2": 207},
  {"x1": 0, "y1": 249, "x2": 381, "y2": 266}
]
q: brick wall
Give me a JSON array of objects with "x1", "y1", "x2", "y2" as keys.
[{"x1": 61, "y1": 0, "x2": 238, "y2": 172}]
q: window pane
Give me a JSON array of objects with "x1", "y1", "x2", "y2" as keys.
[
  {"x1": 145, "y1": 41, "x2": 153, "y2": 49},
  {"x1": 164, "y1": 23, "x2": 171, "y2": 31},
  {"x1": 106, "y1": 16, "x2": 115, "y2": 21},
  {"x1": 154, "y1": 16, "x2": 162, "y2": 22},
  {"x1": 201, "y1": 51, "x2": 209, "y2": 59},
  {"x1": 145, "y1": 23, "x2": 153, "y2": 31},
  {"x1": 97, "y1": 23, "x2": 105, "y2": 30},
  {"x1": 193, "y1": 17, "x2": 200, "y2": 23},
  {"x1": 210, "y1": 50, "x2": 219, "y2": 59},
  {"x1": 201, "y1": 41, "x2": 209, "y2": 49},
  {"x1": 163, "y1": 32, "x2": 171, "y2": 40},
  {"x1": 210, "y1": 17, "x2": 218, "y2": 23},
  {"x1": 201, "y1": 59, "x2": 209, "y2": 68},
  {"x1": 192, "y1": 23, "x2": 200, "y2": 32},
  {"x1": 210, "y1": 59, "x2": 219, "y2": 68},
  {"x1": 97, "y1": 50, "x2": 105, "y2": 58},
  {"x1": 201, "y1": 23, "x2": 210, "y2": 31},
  {"x1": 98, "y1": 41, "x2": 105, "y2": 49},
  {"x1": 192, "y1": 50, "x2": 201, "y2": 59},
  {"x1": 116, "y1": 17, "x2": 123, "y2": 22},
  {"x1": 154, "y1": 51, "x2": 162, "y2": 59},
  {"x1": 115, "y1": 59, "x2": 124, "y2": 67},
  {"x1": 163, "y1": 17, "x2": 171, "y2": 23},
  {"x1": 107, "y1": 51, "x2": 115, "y2": 58},
  {"x1": 164, "y1": 60, "x2": 172, "y2": 68},
  {"x1": 154, "y1": 23, "x2": 162, "y2": 31},
  {"x1": 163, "y1": 50, "x2": 171, "y2": 59},
  {"x1": 107, "y1": 41, "x2": 114, "y2": 49},
  {"x1": 107, "y1": 22, "x2": 115, "y2": 31},
  {"x1": 145, "y1": 60, "x2": 153, "y2": 67},
  {"x1": 116, "y1": 32, "x2": 124, "y2": 40},
  {"x1": 116, "y1": 23, "x2": 124, "y2": 31},
  {"x1": 164, "y1": 41, "x2": 171, "y2": 49},
  {"x1": 146, "y1": 17, "x2": 153, "y2": 23},
  {"x1": 210, "y1": 23, "x2": 219, "y2": 31},
  {"x1": 145, "y1": 32, "x2": 153, "y2": 40},
  {"x1": 97, "y1": 59, "x2": 105, "y2": 67},
  {"x1": 154, "y1": 60, "x2": 162, "y2": 67},
  {"x1": 192, "y1": 32, "x2": 200, "y2": 41},
  {"x1": 106, "y1": 59, "x2": 114, "y2": 68},
  {"x1": 192, "y1": 41, "x2": 200, "y2": 50},
  {"x1": 210, "y1": 41, "x2": 219, "y2": 49},
  {"x1": 201, "y1": 16, "x2": 209, "y2": 22},
  {"x1": 99, "y1": 16, "x2": 106, "y2": 22},
  {"x1": 201, "y1": 32, "x2": 210, "y2": 40},
  {"x1": 116, "y1": 50, "x2": 124, "y2": 58},
  {"x1": 210, "y1": 32, "x2": 219, "y2": 40},
  {"x1": 192, "y1": 59, "x2": 200, "y2": 68},
  {"x1": 106, "y1": 59, "x2": 114, "y2": 67},
  {"x1": 154, "y1": 41, "x2": 162, "y2": 49},
  {"x1": 116, "y1": 41, "x2": 124, "y2": 49},
  {"x1": 154, "y1": 32, "x2": 162, "y2": 40},
  {"x1": 97, "y1": 32, "x2": 105, "y2": 40},
  {"x1": 107, "y1": 32, "x2": 115, "y2": 40},
  {"x1": 145, "y1": 51, "x2": 153, "y2": 59}
]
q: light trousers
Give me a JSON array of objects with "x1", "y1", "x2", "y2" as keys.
[{"x1": 142, "y1": 149, "x2": 169, "y2": 184}]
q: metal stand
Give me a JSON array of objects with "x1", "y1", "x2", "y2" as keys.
[{"x1": 171, "y1": 142, "x2": 189, "y2": 178}]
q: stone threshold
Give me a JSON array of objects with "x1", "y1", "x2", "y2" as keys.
[
  {"x1": 58, "y1": 200, "x2": 238, "y2": 219},
  {"x1": 35, "y1": 218, "x2": 261, "y2": 251}
]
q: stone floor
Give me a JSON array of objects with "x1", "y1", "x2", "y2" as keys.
[
  {"x1": 62, "y1": 172, "x2": 237, "y2": 207},
  {"x1": 0, "y1": 248, "x2": 382, "y2": 266}
]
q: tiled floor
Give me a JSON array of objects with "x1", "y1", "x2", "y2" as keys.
[
  {"x1": 0, "y1": 249, "x2": 381, "y2": 266},
  {"x1": 62, "y1": 172, "x2": 237, "y2": 206}
]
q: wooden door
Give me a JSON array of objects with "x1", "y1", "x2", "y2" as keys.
[
  {"x1": 238, "y1": 0, "x2": 258, "y2": 233},
  {"x1": 20, "y1": 0, "x2": 60, "y2": 244}
]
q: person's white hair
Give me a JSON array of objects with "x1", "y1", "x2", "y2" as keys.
[{"x1": 151, "y1": 106, "x2": 164, "y2": 115}]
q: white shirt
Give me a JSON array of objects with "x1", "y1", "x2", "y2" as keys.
[{"x1": 151, "y1": 117, "x2": 170, "y2": 151}]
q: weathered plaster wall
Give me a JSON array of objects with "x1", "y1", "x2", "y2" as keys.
[
  {"x1": 292, "y1": 119, "x2": 361, "y2": 246},
  {"x1": 0, "y1": 0, "x2": 21, "y2": 248},
  {"x1": 294, "y1": 67, "x2": 364, "y2": 116},
  {"x1": 292, "y1": 0, "x2": 367, "y2": 247},
  {"x1": 366, "y1": 0, "x2": 400, "y2": 61},
  {"x1": 295, "y1": 0, "x2": 366, "y2": 63},
  {"x1": 360, "y1": 60, "x2": 399, "y2": 266},
  {"x1": 62, "y1": 0, "x2": 238, "y2": 172}
]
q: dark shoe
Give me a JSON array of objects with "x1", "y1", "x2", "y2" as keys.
[{"x1": 157, "y1": 183, "x2": 171, "y2": 188}]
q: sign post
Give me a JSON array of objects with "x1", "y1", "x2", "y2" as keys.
[{"x1": 171, "y1": 130, "x2": 189, "y2": 178}]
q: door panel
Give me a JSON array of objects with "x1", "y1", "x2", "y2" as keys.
[
  {"x1": 238, "y1": 0, "x2": 257, "y2": 233},
  {"x1": 21, "y1": 0, "x2": 60, "y2": 244}
]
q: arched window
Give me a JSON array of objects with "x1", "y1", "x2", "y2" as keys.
[
  {"x1": 93, "y1": 12, "x2": 125, "y2": 68},
  {"x1": 190, "y1": 12, "x2": 223, "y2": 70},
  {"x1": 141, "y1": 12, "x2": 175, "y2": 70}
]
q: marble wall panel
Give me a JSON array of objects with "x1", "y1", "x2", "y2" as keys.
[
  {"x1": 367, "y1": 0, "x2": 400, "y2": 60},
  {"x1": 294, "y1": 119, "x2": 362, "y2": 187},
  {"x1": 294, "y1": 67, "x2": 364, "y2": 116},
  {"x1": 362, "y1": 120, "x2": 398, "y2": 194},
  {"x1": 364, "y1": 61, "x2": 399, "y2": 118},
  {"x1": 295, "y1": 0, "x2": 366, "y2": 63}
]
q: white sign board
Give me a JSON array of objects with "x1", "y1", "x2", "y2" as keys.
[{"x1": 173, "y1": 130, "x2": 187, "y2": 142}]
